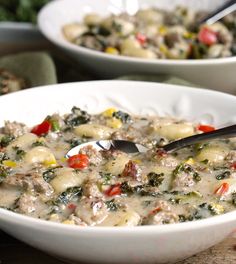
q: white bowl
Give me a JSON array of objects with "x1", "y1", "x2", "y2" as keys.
[
  {"x1": 38, "y1": 0, "x2": 236, "y2": 94},
  {"x1": 0, "y1": 80, "x2": 236, "y2": 264}
]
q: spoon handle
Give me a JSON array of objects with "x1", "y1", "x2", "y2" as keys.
[
  {"x1": 199, "y1": 0, "x2": 236, "y2": 25},
  {"x1": 163, "y1": 124, "x2": 236, "y2": 152}
]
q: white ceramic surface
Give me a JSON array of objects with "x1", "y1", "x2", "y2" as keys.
[
  {"x1": 0, "y1": 80, "x2": 236, "y2": 264},
  {"x1": 38, "y1": 0, "x2": 236, "y2": 94}
]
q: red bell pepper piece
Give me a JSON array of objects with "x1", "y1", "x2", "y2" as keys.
[
  {"x1": 105, "y1": 183, "x2": 121, "y2": 196},
  {"x1": 198, "y1": 27, "x2": 217, "y2": 46},
  {"x1": 67, "y1": 154, "x2": 89, "y2": 169},
  {"x1": 31, "y1": 120, "x2": 51, "y2": 136},
  {"x1": 214, "y1": 182, "x2": 229, "y2": 196},
  {"x1": 197, "y1": 124, "x2": 215, "y2": 133}
]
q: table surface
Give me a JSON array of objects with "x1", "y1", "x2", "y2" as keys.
[{"x1": 0, "y1": 230, "x2": 236, "y2": 264}]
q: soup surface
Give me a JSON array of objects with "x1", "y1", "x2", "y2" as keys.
[
  {"x1": 0, "y1": 107, "x2": 236, "y2": 226},
  {"x1": 63, "y1": 6, "x2": 236, "y2": 60}
]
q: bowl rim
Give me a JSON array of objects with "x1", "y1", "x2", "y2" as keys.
[
  {"x1": 38, "y1": 0, "x2": 236, "y2": 66},
  {"x1": 0, "y1": 80, "x2": 236, "y2": 234}
]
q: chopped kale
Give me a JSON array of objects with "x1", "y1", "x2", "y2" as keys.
[
  {"x1": 194, "y1": 142, "x2": 209, "y2": 153},
  {"x1": 193, "y1": 172, "x2": 201, "y2": 182},
  {"x1": 0, "y1": 165, "x2": 9, "y2": 183},
  {"x1": 32, "y1": 141, "x2": 45, "y2": 147},
  {"x1": 66, "y1": 138, "x2": 83, "y2": 148},
  {"x1": 12, "y1": 146, "x2": 25, "y2": 160},
  {"x1": 201, "y1": 159, "x2": 209, "y2": 164},
  {"x1": 111, "y1": 21, "x2": 122, "y2": 32},
  {"x1": 199, "y1": 202, "x2": 224, "y2": 215},
  {"x1": 99, "y1": 172, "x2": 112, "y2": 185},
  {"x1": 173, "y1": 163, "x2": 201, "y2": 183},
  {"x1": 105, "y1": 199, "x2": 119, "y2": 211},
  {"x1": 232, "y1": 192, "x2": 236, "y2": 206},
  {"x1": 43, "y1": 167, "x2": 59, "y2": 182},
  {"x1": 120, "y1": 181, "x2": 133, "y2": 195},
  {"x1": 65, "y1": 107, "x2": 90, "y2": 127},
  {"x1": 0, "y1": 152, "x2": 8, "y2": 163},
  {"x1": 56, "y1": 186, "x2": 83, "y2": 204},
  {"x1": 178, "y1": 214, "x2": 194, "y2": 222},
  {"x1": 216, "y1": 171, "x2": 231, "y2": 180},
  {"x1": 0, "y1": 135, "x2": 14, "y2": 147},
  {"x1": 147, "y1": 172, "x2": 164, "y2": 187},
  {"x1": 133, "y1": 185, "x2": 161, "y2": 197},
  {"x1": 112, "y1": 111, "x2": 131, "y2": 123}
]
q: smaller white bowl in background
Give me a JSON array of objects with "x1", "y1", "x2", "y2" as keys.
[
  {"x1": 0, "y1": 80, "x2": 236, "y2": 264},
  {"x1": 38, "y1": 0, "x2": 236, "y2": 94}
]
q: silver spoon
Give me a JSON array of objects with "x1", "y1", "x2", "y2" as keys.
[
  {"x1": 66, "y1": 124, "x2": 236, "y2": 157},
  {"x1": 198, "y1": 0, "x2": 236, "y2": 26}
]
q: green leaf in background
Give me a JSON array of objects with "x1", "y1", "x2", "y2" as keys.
[{"x1": 0, "y1": 0, "x2": 51, "y2": 23}]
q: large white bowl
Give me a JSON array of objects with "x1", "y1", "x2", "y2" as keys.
[
  {"x1": 38, "y1": 0, "x2": 236, "y2": 94},
  {"x1": 0, "y1": 80, "x2": 236, "y2": 263}
]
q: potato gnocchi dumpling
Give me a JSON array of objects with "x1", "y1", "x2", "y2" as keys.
[
  {"x1": 63, "y1": 7, "x2": 236, "y2": 59},
  {"x1": 0, "y1": 106, "x2": 235, "y2": 227}
]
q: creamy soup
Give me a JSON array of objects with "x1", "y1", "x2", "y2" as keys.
[
  {"x1": 63, "y1": 7, "x2": 236, "y2": 60},
  {"x1": 0, "y1": 107, "x2": 236, "y2": 226}
]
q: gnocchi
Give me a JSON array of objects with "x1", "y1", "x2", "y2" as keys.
[{"x1": 0, "y1": 106, "x2": 235, "y2": 227}]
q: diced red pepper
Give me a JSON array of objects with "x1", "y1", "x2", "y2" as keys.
[
  {"x1": 67, "y1": 203, "x2": 77, "y2": 211},
  {"x1": 105, "y1": 183, "x2": 121, "y2": 196},
  {"x1": 149, "y1": 207, "x2": 161, "y2": 215},
  {"x1": 197, "y1": 124, "x2": 215, "y2": 133},
  {"x1": 198, "y1": 27, "x2": 218, "y2": 46},
  {"x1": 136, "y1": 32, "x2": 147, "y2": 45},
  {"x1": 156, "y1": 149, "x2": 168, "y2": 157},
  {"x1": 31, "y1": 120, "x2": 51, "y2": 136},
  {"x1": 230, "y1": 162, "x2": 236, "y2": 170},
  {"x1": 67, "y1": 154, "x2": 89, "y2": 169},
  {"x1": 214, "y1": 182, "x2": 229, "y2": 196}
]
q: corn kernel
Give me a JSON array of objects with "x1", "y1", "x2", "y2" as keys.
[
  {"x1": 3, "y1": 160, "x2": 17, "y2": 168},
  {"x1": 133, "y1": 159, "x2": 141, "y2": 164},
  {"x1": 43, "y1": 158, "x2": 57, "y2": 167},
  {"x1": 105, "y1": 47, "x2": 119, "y2": 55},
  {"x1": 183, "y1": 32, "x2": 196, "y2": 39},
  {"x1": 102, "y1": 108, "x2": 117, "y2": 118},
  {"x1": 185, "y1": 158, "x2": 195, "y2": 165},
  {"x1": 158, "y1": 26, "x2": 167, "y2": 35},
  {"x1": 62, "y1": 219, "x2": 75, "y2": 225},
  {"x1": 106, "y1": 118, "x2": 122, "y2": 129},
  {"x1": 159, "y1": 44, "x2": 168, "y2": 55}
]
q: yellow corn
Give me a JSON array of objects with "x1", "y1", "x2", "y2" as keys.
[
  {"x1": 105, "y1": 47, "x2": 119, "y2": 55},
  {"x1": 3, "y1": 160, "x2": 17, "y2": 168},
  {"x1": 62, "y1": 219, "x2": 75, "y2": 225},
  {"x1": 183, "y1": 32, "x2": 197, "y2": 39},
  {"x1": 102, "y1": 108, "x2": 117, "y2": 117},
  {"x1": 158, "y1": 25, "x2": 167, "y2": 35},
  {"x1": 133, "y1": 159, "x2": 141, "y2": 164},
  {"x1": 43, "y1": 158, "x2": 57, "y2": 167},
  {"x1": 106, "y1": 118, "x2": 122, "y2": 129},
  {"x1": 185, "y1": 158, "x2": 195, "y2": 165},
  {"x1": 159, "y1": 44, "x2": 168, "y2": 55}
]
